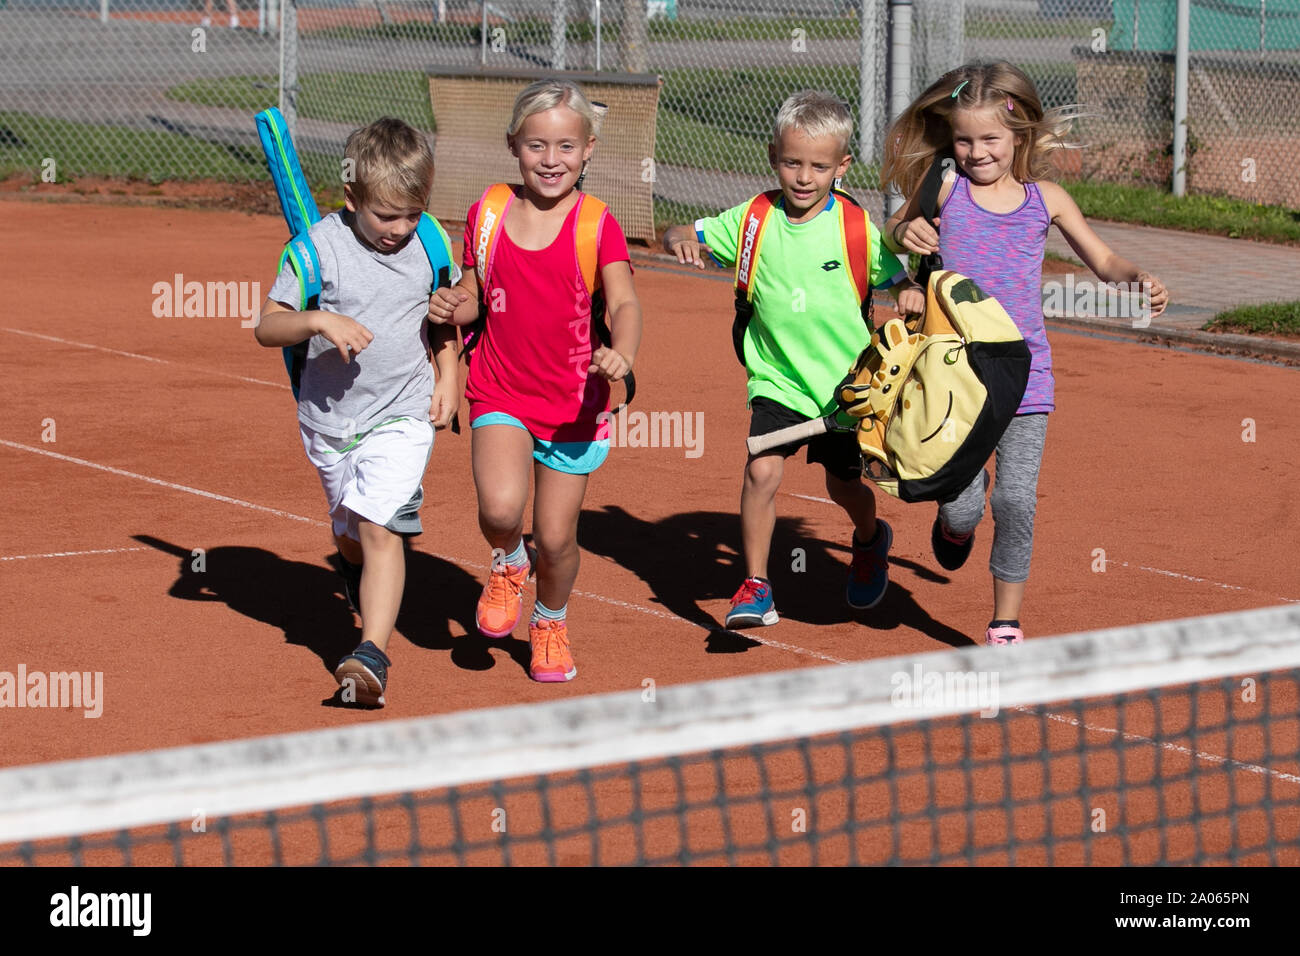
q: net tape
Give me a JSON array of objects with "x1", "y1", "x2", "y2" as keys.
[{"x1": 1, "y1": 604, "x2": 1298, "y2": 849}]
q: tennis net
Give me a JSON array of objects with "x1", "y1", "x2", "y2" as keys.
[{"x1": 2, "y1": 605, "x2": 1298, "y2": 866}]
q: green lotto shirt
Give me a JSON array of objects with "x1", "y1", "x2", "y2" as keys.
[{"x1": 696, "y1": 194, "x2": 905, "y2": 418}]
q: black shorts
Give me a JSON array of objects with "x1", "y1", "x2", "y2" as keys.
[{"x1": 748, "y1": 396, "x2": 862, "y2": 482}]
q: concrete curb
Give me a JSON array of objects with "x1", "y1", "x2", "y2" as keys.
[{"x1": 1044, "y1": 314, "x2": 1300, "y2": 365}]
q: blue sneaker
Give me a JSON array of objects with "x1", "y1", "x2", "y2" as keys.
[
  {"x1": 334, "y1": 640, "x2": 390, "y2": 707},
  {"x1": 847, "y1": 520, "x2": 892, "y2": 610},
  {"x1": 725, "y1": 576, "x2": 779, "y2": 629}
]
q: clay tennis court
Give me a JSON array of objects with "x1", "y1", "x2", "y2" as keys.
[{"x1": 2, "y1": 196, "x2": 1297, "y2": 864}]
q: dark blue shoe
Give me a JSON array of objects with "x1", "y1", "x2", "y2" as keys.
[
  {"x1": 334, "y1": 640, "x2": 390, "y2": 707},
  {"x1": 725, "y1": 577, "x2": 779, "y2": 629},
  {"x1": 328, "y1": 551, "x2": 363, "y2": 614},
  {"x1": 931, "y1": 514, "x2": 974, "y2": 571},
  {"x1": 847, "y1": 520, "x2": 892, "y2": 610}
]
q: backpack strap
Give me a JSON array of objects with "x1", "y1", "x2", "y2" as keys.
[
  {"x1": 461, "y1": 184, "x2": 515, "y2": 357},
  {"x1": 279, "y1": 231, "x2": 322, "y2": 399},
  {"x1": 913, "y1": 154, "x2": 951, "y2": 290},
  {"x1": 471, "y1": 183, "x2": 515, "y2": 293},
  {"x1": 731, "y1": 189, "x2": 780, "y2": 364},
  {"x1": 834, "y1": 189, "x2": 871, "y2": 306},
  {"x1": 574, "y1": 192, "x2": 607, "y2": 296}
]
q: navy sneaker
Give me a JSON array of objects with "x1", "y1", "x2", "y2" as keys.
[
  {"x1": 846, "y1": 520, "x2": 892, "y2": 610},
  {"x1": 931, "y1": 515, "x2": 975, "y2": 571},
  {"x1": 334, "y1": 640, "x2": 391, "y2": 706},
  {"x1": 725, "y1": 577, "x2": 779, "y2": 629},
  {"x1": 328, "y1": 551, "x2": 363, "y2": 614}
]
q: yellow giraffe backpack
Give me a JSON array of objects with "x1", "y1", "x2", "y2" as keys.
[{"x1": 837, "y1": 268, "x2": 1031, "y2": 503}]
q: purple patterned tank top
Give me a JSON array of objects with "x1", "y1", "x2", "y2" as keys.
[{"x1": 939, "y1": 175, "x2": 1053, "y2": 414}]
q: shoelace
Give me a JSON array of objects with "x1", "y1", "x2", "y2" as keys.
[
  {"x1": 533, "y1": 619, "x2": 569, "y2": 663},
  {"x1": 486, "y1": 564, "x2": 528, "y2": 610},
  {"x1": 732, "y1": 578, "x2": 768, "y2": 607}
]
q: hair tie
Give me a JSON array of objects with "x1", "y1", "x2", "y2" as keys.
[
  {"x1": 1007, "y1": 97, "x2": 1015, "y2": 112},
  {"x1": 950, "y1": 80, "x2": 969, "y2": 98}
]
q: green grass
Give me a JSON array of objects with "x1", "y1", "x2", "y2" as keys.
[
  {"x1": 0, "y1": 111, "x2": 349, "y2": 209},
  {"x1": 166, "y1": 72, "x2": 435, "y2": 130},
  {"x1": 0, "y1": 111, "x2": 332, "y2": 184},
  {"x1": 649, "y1": 15, "x2": 860, "y2": 43},
  {"x1": 1206, "y1": 301, "x2": 1300, "y2": 336},
  {"x1": 1045, "y1": 250, "x2": 1084, "y2": 267},
  {"x1": 1063, "y1": 180, "x2": 1300, "y2": 244},
  {"x1": 965, "y1": 16, "x2": 1111, "y2": 39},
  {"x1": 653, "y1": 198, "x2": 719, "y2": 234},
  {"x1": 314, "y1": 15, "x2": 860, "y2": 45},
  {"x1": 657, "y1": 66, "x2": 879, "y2": 184}
]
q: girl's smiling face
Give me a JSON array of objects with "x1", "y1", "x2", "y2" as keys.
[
  {"x1": 509, "y1": 107, "x2": 595, "y2": 203},
  {"x1": 951, "y1": 105, "x2": 1022, "y2": 187}
]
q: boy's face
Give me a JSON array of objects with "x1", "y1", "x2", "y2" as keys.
[
  {"x1": 768, "y1": 128, "x2": 852, "y2": 223},
  {"x1": 344, "y1": 187, "x2": 423, "y2": 254},
  {"x1": 509, "y1": 107, "x2": 595, "y2": 205}
]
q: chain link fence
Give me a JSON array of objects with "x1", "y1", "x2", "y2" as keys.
[{"x1": 2, "y1": 0, "x2": 1297, "y2": 223}]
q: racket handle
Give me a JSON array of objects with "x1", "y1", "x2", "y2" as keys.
[{"x1": 746, "y1": 416, "x2": 833, "y2": 456}]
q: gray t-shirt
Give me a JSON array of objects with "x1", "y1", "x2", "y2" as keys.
[{"x1": 268, "y1": 211, "x2": 460, "y2": 439}]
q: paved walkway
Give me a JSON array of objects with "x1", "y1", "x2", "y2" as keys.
[{"x1": 1041, "y1": 221, "x2": 1300, "y2": 360}]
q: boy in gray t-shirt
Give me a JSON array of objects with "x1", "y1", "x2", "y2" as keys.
[{"x1": 256, "y1": 118, "x2": 460, "y2": 707}]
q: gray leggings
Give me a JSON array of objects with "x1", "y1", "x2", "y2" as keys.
[{"x1": 938, "y1": 413, "x2": 1048, "y2": 584}]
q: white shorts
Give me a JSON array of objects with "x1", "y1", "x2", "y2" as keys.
[{"x1": 300, "y1": 417, "x2": 434, "y2": 540}]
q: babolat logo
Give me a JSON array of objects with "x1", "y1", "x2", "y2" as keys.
[
  {"x1": 475, "y1": 207, "x2": 497, "y2": 269},
  {"x1": 821, "y1": 260, "x2": 841, "y2": 271},
  {"x1": 736, "y1": 215, "x2": 760, "y2": 285},
  {"x1": 292, "y1": 239, "x2": 316, "y2": 285},
  {"x1": 49, "y1": 886, "x2": 151, "y2": 936}
]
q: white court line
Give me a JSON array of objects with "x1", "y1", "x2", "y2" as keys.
[
  {"x1": 10, "y1": 438, "x2": 1288, "y2": 782},
  {"x1": 782, "y1": 492, "x2": 1300, "y2": 605},
  {"x1": 1, "y1": 327, "x2": 289, "y2": 389},
  {"x1": 1034, "y1": 709, "x2": 1300, "y2": 786},
  {"x1": 1, "y1": 439, "x2": 841, "y2": 664},
  {"x1": 0, "y1": 440, "x2": 324, "y2": 526},
  {"x1": 1, "y1": 546, "x2": 148, "y2": 562}
]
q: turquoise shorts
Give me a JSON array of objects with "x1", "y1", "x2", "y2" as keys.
[{"x1": 471, "y1": 412, "x2": 609, "y2": 475}]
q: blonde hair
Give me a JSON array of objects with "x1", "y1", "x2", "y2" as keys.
[
  {"x1": 344, "y1": 117, "x2": 435, "y2": 209},
  {"x1": 882, "y1": 60, "x2": 1080, "y2": 199},
  {"x1": 773, "y1": 90, "x2": 853, "y2": 155},
  {"x1": 507, "y1": 79, "x2": 597, "y2": 141}
]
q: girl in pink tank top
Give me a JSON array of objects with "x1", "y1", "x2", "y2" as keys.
[
  {"x1": 880, "y1": 61, "x2": 1169, "y2": 647},
  {"x1": 428, "y1": 80, "x2": 643, "y2": 683}
]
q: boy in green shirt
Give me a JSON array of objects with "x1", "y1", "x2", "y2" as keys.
[{"x1": 664, "y1": 90, "x2": 924, "y2": 628}]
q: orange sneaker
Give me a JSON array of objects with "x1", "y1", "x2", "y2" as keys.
[
  {"x1": 476, "y1": 548, "x2": 534, "y2": 638},
  {"x1": 529, "y1": 618, "x2": 576, "y2": 683}
]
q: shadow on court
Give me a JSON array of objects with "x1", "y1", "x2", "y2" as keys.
[
  {"x1": 135, "y1": 535, "x2": 527, "y2": 695},
  {"x1": 578, "y1": 506, "x2": 973, "y2": 649}
]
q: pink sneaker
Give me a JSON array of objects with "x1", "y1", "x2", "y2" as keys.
[{"x1": 986, "y1": 623, "x2": 1024, "y2": 645}]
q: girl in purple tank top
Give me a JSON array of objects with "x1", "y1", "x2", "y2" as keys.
[{"x1": 879, "y1": 61, "x2": 1170, "y2": 647}]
